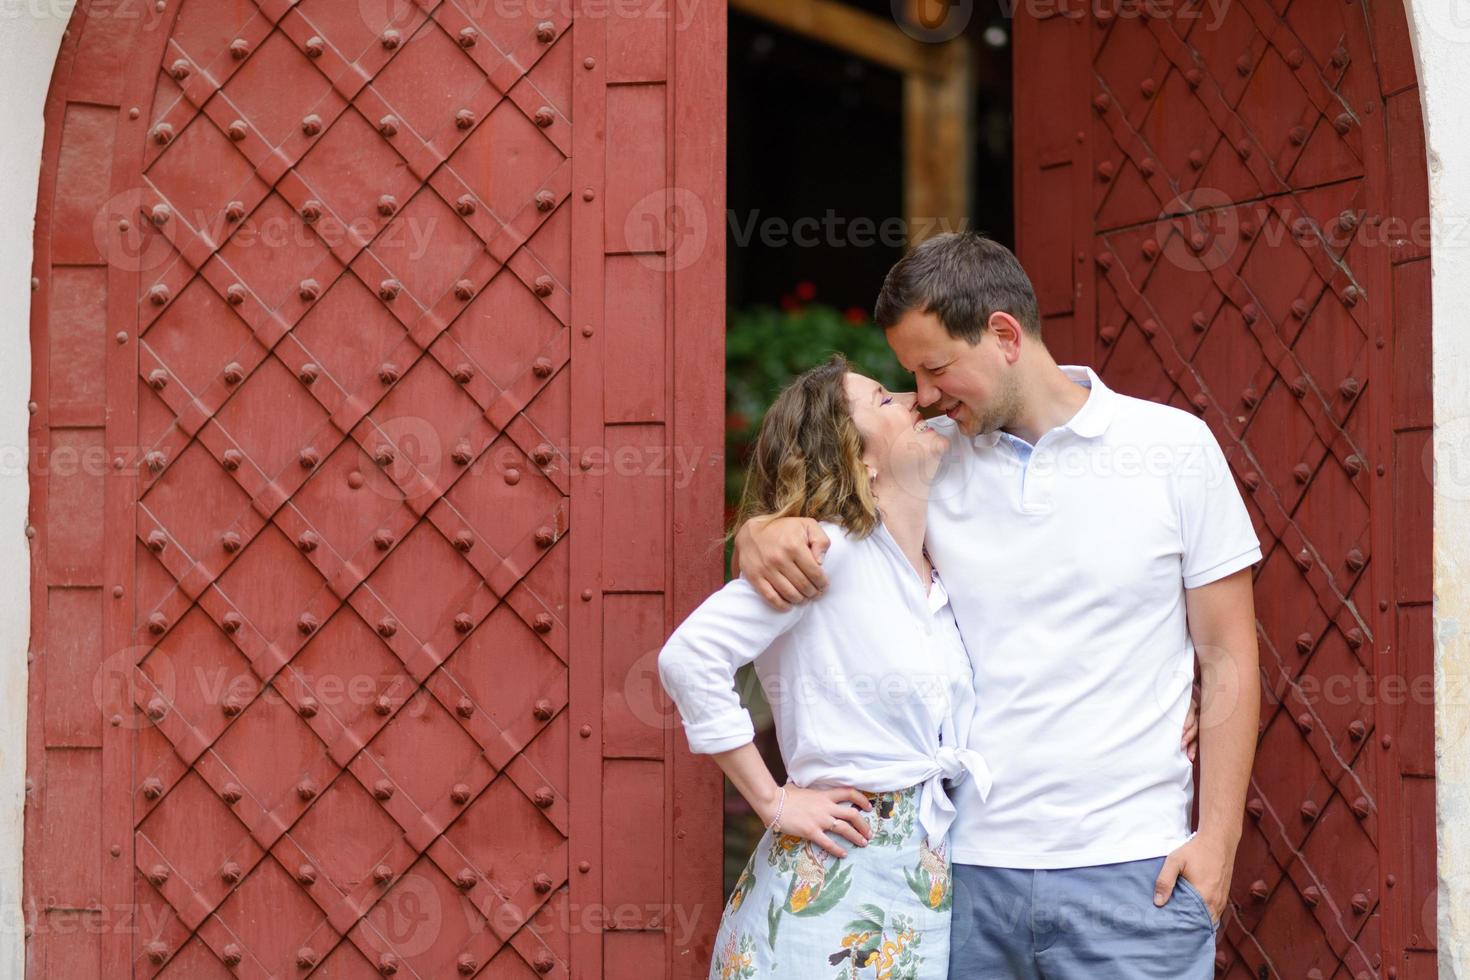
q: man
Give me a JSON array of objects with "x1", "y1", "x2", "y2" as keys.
[{"x1": 734, "y1": 233, "x2": 1260, "y2": 977}]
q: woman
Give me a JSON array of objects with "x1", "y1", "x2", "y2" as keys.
[
  {"x1": 658, "y1": 354, "x2": 980, "y2": 979},
  {"x1": 660, "y1": 354, "x2": 1202, "y2": 978}
]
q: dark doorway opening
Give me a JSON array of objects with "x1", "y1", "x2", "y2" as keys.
[{"x1": 720, "y1": 1, "x2": 1015, "y2": 893}]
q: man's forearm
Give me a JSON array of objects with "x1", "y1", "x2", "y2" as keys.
[{"x1": 1195, "y1": 631, "x2": 1259, "y2": 845}]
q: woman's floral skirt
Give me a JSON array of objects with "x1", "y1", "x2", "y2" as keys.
[{"x1": 709, "y1": 784, "x2": 952, "y2": 980}]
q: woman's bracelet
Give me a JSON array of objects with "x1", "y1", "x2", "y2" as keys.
[{"x1": 766, "y1": 784, "x2": 788, "y2": 835}]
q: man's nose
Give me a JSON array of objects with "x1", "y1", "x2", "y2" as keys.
[{"x1": 915, "y1": 380, "x2": 940, "y2": 407}]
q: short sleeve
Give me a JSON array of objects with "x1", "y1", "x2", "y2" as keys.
[{"x1": 1177, "y1": 419, "x2": 1262, "y2": 589}]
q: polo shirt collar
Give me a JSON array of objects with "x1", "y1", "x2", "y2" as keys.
[
  {"x1": 1058, "y1": 365, "x2": 1115, "y2": 439},
  {"x1": 972, "y1": 430, "x2": 1002, "y2": 448},
  {"x1": 968, "y1": 365, "x2": 1116, "y2": 447}
]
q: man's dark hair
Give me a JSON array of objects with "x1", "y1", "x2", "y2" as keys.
[{"x1": 873, "y1": 232, "x2": 1042, "y2": 342}]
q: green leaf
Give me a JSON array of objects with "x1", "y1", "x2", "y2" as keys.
[
  {"x1": 725, "y1": 302, "x2": 912, "y2": 522},
  {"x1": 792, "y1": 862, "x2": 853, "y2": 917},
  {"x1": 842, "y1": 912, "x2": 884, "y2": 934},
  {"x1": 904, "y1": 866, "x2": 926, "y2": 899}
]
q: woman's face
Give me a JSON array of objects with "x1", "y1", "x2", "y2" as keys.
[{"x1": 843, "y1": 372, "x2": 948, "y2": 498}]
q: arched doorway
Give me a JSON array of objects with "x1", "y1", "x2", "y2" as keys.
[
  {"x1": 1014, "y1": 1, "x2": 1434, "y2": 976},
  {"x1": 22, "y1": 0, "x2": 1446, "y2": 977},
  {"x1": 24, "y1": 1, "x2": 724, "y2": 977}
]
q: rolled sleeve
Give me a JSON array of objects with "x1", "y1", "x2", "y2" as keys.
[{"x1": 656, "y1": 576, "x2": 807, "y2": 756}]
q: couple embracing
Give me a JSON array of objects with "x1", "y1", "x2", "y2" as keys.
[{"x1": 658, "y1": 233, "x2": 1261, "y2": 978}]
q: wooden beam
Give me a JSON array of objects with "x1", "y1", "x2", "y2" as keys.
[
  {"x1": 733, "y1": 0, "x2": 975, "y2": 242},
  {"x1": 903, "y1": 38, "x2": 973, "y2": 243},
  {"x1": 729, "y1": 0, "x2": 941, "y2": 77}
]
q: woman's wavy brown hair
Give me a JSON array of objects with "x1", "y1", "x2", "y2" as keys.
[{"x1": 730, "y1": 353, "x2": 879, "y2": 542}]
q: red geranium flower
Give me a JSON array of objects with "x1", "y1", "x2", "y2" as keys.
[
  {"x1": 794, "y1": 281, "x2": 817, "y2": 302},
  {"x1": 844, "y1": 306, "x2": 866, "y2": 325}
]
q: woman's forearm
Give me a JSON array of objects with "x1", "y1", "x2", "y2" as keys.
[{"x1": 711, "y1": 742, "x2": 783, "y2": 825}]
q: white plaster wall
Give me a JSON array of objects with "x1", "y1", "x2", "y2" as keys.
[
  {"x1": 0, "y1": 2, "x2": 75, "y2": 974},
  {"x1": 1403, "y1": 4, "x2": 1470, "y2": 974}
]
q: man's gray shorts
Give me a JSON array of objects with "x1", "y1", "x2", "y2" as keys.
[{"x1": 949, "y1": 856, "x2": 1220, "y2": 978}]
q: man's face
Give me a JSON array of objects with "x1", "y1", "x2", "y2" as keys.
[{"x1": 884, "y1": 309, "x2": 1018, "y2": 437}]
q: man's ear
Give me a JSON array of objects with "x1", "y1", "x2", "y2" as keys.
[{"x1": 987, "y1": 311, "x2": 1025, "y2": 364}]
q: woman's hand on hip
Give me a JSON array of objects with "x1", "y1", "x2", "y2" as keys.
[{"x1": 760, "y1": 785, "x2": 874, "y2": 859}]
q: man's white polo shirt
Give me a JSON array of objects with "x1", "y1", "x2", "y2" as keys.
[{"x1": 927, "y1": 365, "x2": 1261, "y2": 869}]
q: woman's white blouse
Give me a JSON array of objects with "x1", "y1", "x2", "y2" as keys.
[{"x1": 657, "y1": 519, "x2": 991, "y2": 846}]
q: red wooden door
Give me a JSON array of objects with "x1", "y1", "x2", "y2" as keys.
[
  {"x1": 25, "y1": 1, "x2": 724, "y2": 977},
  {"x1": 1014, "y1": 2, "x2": 1434, "y2": 977}
]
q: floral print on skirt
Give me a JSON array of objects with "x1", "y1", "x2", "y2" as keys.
[{"x1": 710, "y1": 783, "x2": 951, "y2": 980}]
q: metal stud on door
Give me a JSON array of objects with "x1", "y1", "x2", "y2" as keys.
[
  {"x1": 1015, "y1": 3, "x2": 1433, "y2": 977},
  {"x1": 26, "y1": 1, "x2": 724, "y2": 978}
]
